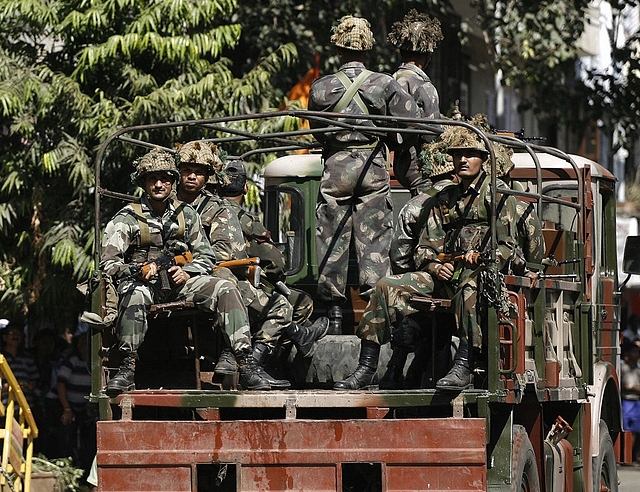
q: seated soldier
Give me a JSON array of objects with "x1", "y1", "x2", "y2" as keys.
[
  {"x1": 216, "y1": 159, "x2": 329, "y2": 359},
  {"x1": 175, "y1": 142, "x2": 327, "y2": 389},
  {"x1": 334, "y1": 124, "x2": 524, "y2": 391},
  {"x1": 101, "y1": 147, "x2": 270, "y2": 396},
  {"x1": 379, "y1": 142, "x2": 458, "y2": 390}
]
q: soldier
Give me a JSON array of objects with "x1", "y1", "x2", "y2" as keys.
[
  {"x1": 175, "y1": 141, "x2": 291, "y2": 389},
  {"x1": 379, "y1": 146, "x2": 458, "y2": 389},
  {"x1": 334, "y1": 126, "x2": 523, "y2": 391},
  {"x1": 308, "y1": 15, "x2": 421, "y2": 333},
  {"x1": 388, "y1": 9, "x2": 444, "y2": 196},
  {"x1": 101, "y1": 147, "x2": 270, "y2": 396},
  {"x1": 217, "y1": 159, "x2": 329, "y2": 360}
]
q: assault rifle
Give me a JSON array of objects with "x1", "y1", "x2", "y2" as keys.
[
  {"x1": 437, "y1": 251, "x2": 483, "y2": 264},
  {"x1": 214, "y1": 257, "x2": 291, "y2": 296},
  {"x1": 119, "y1": 242, "x2": 194, "y2": 292},
  {"x1": 215, "y1": 257, "x2": 262, "y2": 288}
]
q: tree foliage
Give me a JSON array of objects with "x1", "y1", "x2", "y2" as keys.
[{"x1": 0, "y1": 0, "x2": 296, "y2": 327}]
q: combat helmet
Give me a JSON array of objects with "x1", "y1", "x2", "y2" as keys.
[
  {"x1": 218, "y1": 159, "x2": 247, "y2": 197},
  {"x1": 176, "y1": 140, "x2": 229, "y2": 185},
  {"x1": 331, "y1": 15, "x2": 375, "y2": 51},
  {"x1": 388, "y1": 9, "x2": 443, "y2": 53},
  {"x1": 130, "y1": 147, "x2": 179, "y2": 186}
]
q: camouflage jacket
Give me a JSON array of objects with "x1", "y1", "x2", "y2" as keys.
[
  {"x1": 515, "y1": 199, "x2": 545, "y2": 265},
  {"x1": 188, "y1": 190, "x2": 247, "y2": 262},
  {"x1": 413, "y1": 172, "x2": 520, "y2": 275},
  {"x1": 390, "y1": 179, "x2": 455, "y2": 274},
  {"x1": 100, "y1": 194, "x2": 215, "y2": 278},
  {"x1": 308, "y1": 61, "x2": 421, "y2": 148},
  {"x1": 393, "y1": 63, "x2": 440, "y2": 120},
  {"x1": 223, "y1": 199, "x2": 286, "y2": 283}
]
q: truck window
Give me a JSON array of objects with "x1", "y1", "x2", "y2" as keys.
[{"x1": 264, "y1": 185, "x2": 305, "y2": 275}]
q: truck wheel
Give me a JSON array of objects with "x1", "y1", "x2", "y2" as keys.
[
  {"x1": 511, "y1": 425, "x2": 541, "y2": 492},
  {"x1": 593, "y1": 420, "x2": 618, "y2": 492}
]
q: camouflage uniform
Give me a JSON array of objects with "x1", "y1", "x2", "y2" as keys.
[
  {"x1": 192, "y1": 189, "x2": 247, "y2": 262},
  {"x1": 388, "y1": 10, "x2": 443, "y2": 195},
  {"x1": 210, "y1": 198, "x2": 292, "y2": 348},
  {"x1": 392, "y1": 63, "x2": 441, "y2": 195},
  {"x1": 309, "y1": 60, "x2": 421, "y2": 304},
  {"x1": 225, "y1": 199, "x2": 314, "y2": 326},
  {"x1": 413, "y1": 171, "x2": 520, "y2": 349},
  {"x1": 516, "y1": 199, "x2": 545, "y2": 264},
  {"x1": 390, "y1": 178, "x2": 455, "y2": 274},
  {"x1": 100, "y1": 195, "x2": 251, "y2": 354}
]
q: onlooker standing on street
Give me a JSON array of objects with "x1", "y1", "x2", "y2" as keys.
[
  {"x1": 1, "y1": 322, "x2": 40, "y2": 410},
  {"x1": 388, "y1": 9, "x2": 444, "y2": 196},
  {"x1": 308, "y1": 15, "x2": 421, "y2": 333},
  {"x1": 621, "y1": 340, "x2": 640, "y2": 464}
]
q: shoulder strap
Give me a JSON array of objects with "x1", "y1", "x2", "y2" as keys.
[
  {"x1": 171, "y1": 199, "x2": 186, "y2": 240},
  {"x1": 195, "y1": 194, "x2": 212, "y2": 215},
  {"x1": 334, "y1": 70, "x2": 372, "y2": 114},
  {"x1": 130, "y1": 202, "x2": 151, "y2": 247}
]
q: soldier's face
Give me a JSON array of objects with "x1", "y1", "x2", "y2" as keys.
[
  {"x1": 452, "y1": 149, "x2": 486, "y2": 181},
  {"x1": 143, "y1": 172, "x2": 174, "y2": 201},
  {"x1": 179, "y1": 163, "x2": 208, "y2": 193}
]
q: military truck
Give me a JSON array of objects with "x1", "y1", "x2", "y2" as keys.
[{"x1": 87, "y1": 111, "x2": 631, "y2": 491}]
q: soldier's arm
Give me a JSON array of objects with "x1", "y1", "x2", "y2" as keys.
[{"x1": 100, "y1": 211, "x2": 138, "y2": 278}]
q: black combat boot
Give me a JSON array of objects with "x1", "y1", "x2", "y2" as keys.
[
  {"x1": 334, "y1": 340, "x2": 380, "y2": 390},
  {"x1": 215, "y1": 349, "x2": 237, "y2": 375},
  {"x1": 106, "y1": 351, "x2": 138, "y2": 397},
  {"x1": 435, "y1": 340, "x2": 473, "y2": 391},
  {"x1": 236, "y1": 350, "x2": 271, "y2": 390},
  {"x1": 284, "y1": 317, "x2": 330, "y2": 357},
  {"x1": 252, "y1": 343, "x2": 291, "y2": 389},
  {"x1": 379, "y1": 347, "x2": 408, "y2": 390},
  {"x1": 327, "y1": 304, "x2": 343, "y2": 335}
]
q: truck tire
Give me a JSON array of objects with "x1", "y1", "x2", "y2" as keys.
[
  {"x1": 511, "y1": 425, "x2": 541, "y2": 492},
  {"x1": 593, "y1": 420, "x2": 618, "y2": 492}
]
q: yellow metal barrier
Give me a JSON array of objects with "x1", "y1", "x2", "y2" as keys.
[{"x1": 0, "y1": 355, "x2": 39, "y2": 492}]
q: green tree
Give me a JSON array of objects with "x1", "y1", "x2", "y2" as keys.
[{"x1": 0, "y1": 0, "x2": 296, "y2": 326}]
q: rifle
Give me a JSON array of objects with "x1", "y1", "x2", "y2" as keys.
[
  {"x1": 215, "y1": 257, "x2": 262, "y2": 288},
  {"x1": 437, "y1": 251, "x2": 481, "y2": 264},
  {"x1": 119, "y1": 242, "x2": 194, "y2": 292},
  {"x1": 214, "y1": 257, "x2": 291, "y2": 295}
]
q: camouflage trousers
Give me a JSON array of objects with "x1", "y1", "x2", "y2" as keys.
[
  {"x1": 116, "y1": 275, "x2": 251, "y2": 353},
  {"x1": 356, "y1": 269, "x2": 481, "y2": 349},
  {"x1": 238, "y1": 280, "x2": 292, "y2": 348},
  {"x1": 356, "y1": 271, "x2": 436, "y2": 345},
  {"x1": 288, "y1": 288, "x2": 313, "y2": 326},
  {"x1": 393, "y1": 146, "x2": 429, "y2": 196},
  {"x1": 316, "y1": 147, "x2": 393, "y2": 303}
]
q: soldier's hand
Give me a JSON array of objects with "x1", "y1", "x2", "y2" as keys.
[
  {"x1": 463, "y1": 250, "x2": 479, "y2": 268},
  {"x1": 436, "y1": 262, "x2": 455, "y2": 281},
  {"x1": 141, "y1": 262, "x2": 158, "y2": 281},
  {"x1": 169, "y1": 265, "x2": 190, "y2": 285}
]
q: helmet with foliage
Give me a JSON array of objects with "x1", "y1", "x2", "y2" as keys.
[
  {"x1": 331, "y1": 15, "x2": 375, "y2": 51},
  {"x1": 420, "y1": 113, "x2": 514, "y2": 178},
  {"x1": 387, "y1": 9, "x2": 443, "y2": 53},
  {"x1": 176, "y1": 140, "x2": 229, "y2": 185},
  {"x1": 130, "y1": 147, "x2": 180, "y2": 186}
]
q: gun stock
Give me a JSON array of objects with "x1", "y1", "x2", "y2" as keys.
[{"x1": 215, "y1": 257, "x2": 261, "y2": 270}]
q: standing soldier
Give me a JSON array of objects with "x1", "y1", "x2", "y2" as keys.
[
  {"x1": 388, "y1": 10, "x2": 444, "y2": 196},
  {"x1": 101, "y1": 147, "x2": 270, "y2": 395},
  {"x1": 308, "y1": 15, "x2": 421, "y2": 333}
]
